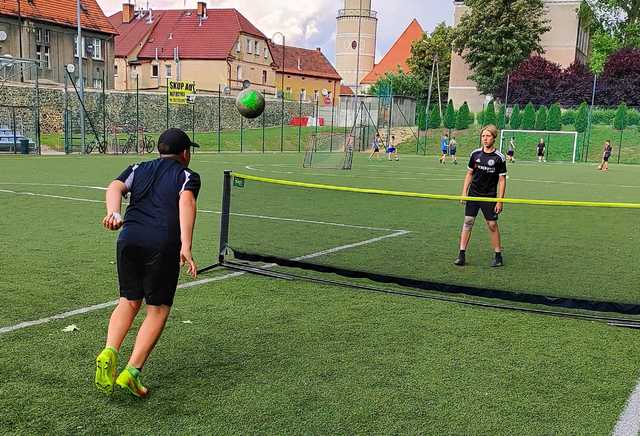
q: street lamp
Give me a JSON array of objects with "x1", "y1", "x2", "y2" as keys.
[{"x1": 272, "y1": 32, "x2": 286, "y2": 152}]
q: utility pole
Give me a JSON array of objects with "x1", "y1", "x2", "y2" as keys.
[{"x1": 77, "y1": 0, "x2": 86, "y2": 153}]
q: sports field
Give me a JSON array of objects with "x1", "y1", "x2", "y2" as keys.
[{"x1": 1, "y1": 152, "x2": 640, "y2": 434}]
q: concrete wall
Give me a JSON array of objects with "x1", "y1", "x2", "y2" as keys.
[
  {"x1": 0, "y1": 15, "x2": 115, "y2": 88},
  {"x1": 0, "y1": 82, "x2": 315, "y2": 135}
]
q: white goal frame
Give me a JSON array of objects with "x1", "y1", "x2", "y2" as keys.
[{"x1": 499, "y1": 129, "x2": 579, "y2": 163}]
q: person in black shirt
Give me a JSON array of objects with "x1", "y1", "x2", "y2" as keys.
[
  {"x1": 95, "y1": 128, "x2": 201, "y2": 398},
  {"x1": 598, "y1": 140, "x2": 613, "y2": 171},
  {"x1": 536, "y1": 138, "x2": 546, "y2": 163},
  {"x1": 454, "y1": 124, "x2": 507, "y2": 267}
]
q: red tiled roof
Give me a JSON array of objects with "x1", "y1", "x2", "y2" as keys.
[
  {"x1": 340, "y1": 85, "x2": 354, "y2": 96},
  {"x1": 361, "y1": 19, "x2": 424, "y2": 84},
  {"x1": 269, "y1": 43, "x2": 341, "y2": 81},
  {"x1": 110, "y1": 8, "x2": 265, "y2": 60},
  {"x1": 0, "y1": 0, "x2": 117, "y2": 35}
]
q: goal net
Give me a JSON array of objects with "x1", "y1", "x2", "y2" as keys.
[
  {"x1": 499, "y1": 130, "x2": 579, "y2": 163},
  {"x1": 303, "y1": 132, "x2": 353, "y2": 170}
]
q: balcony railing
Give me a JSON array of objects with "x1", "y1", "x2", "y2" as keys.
[{"x1": 337, "y1": 9, "x2": 377, "y2": 18}]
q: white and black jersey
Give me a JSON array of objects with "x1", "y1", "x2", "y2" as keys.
[{"x1": 467, "y1": 148, "x2": 507, "y2": 197}]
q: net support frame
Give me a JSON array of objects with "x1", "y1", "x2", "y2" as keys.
[{"x1": 500, "y1": 129, "x2": 578, "y2": 163}]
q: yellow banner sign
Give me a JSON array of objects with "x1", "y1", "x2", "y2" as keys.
[{"x1": 168, "y1": 80, "x2": 196, "y2": 105}]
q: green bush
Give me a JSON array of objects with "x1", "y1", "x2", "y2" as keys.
[
  {"x1": 547, "y1": 103, "x2": 562, "y2": 131},
  {"x1": 510, "y1": 104, "x2": 522, "y2": 129},
  {"x1": 498, "y1": 105, "x2": 507, "y2": 129},
  {"x1": 456, "y1": 102, "x2": 471, "y2": 130},
  {"x1": 535, "y1": 105, "x2": 548, "y2": 131},
  {"x1": 522, "y1": 102, "x2": 536, "y2": 130},
  {"x1": 614, "y1": 103, "x2": 628, "y2": 130},
  {"x1": 561, "y1": 109, "x2": 577, "y2": 126},
  {"x1": 626, "y1": 109, "x2": 640, "y2": 126},
  {"x1": 444, "y1": 100, "x2": 456, "y2": 130},
  {"x1": 592, "y1": 109, "x2": 616, "y2": 125},
  {"x1": 429, "y1": 105, "x2": 442, "y2": 129},
  {"x1": 575, "y1": 102, "x2": 589, "y2": 133},
  {"x1": 483, "y1": 101, "x2": 497, "y2": 126}
]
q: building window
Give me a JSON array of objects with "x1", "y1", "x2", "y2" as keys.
[
  {"x1": 236, "y1": 41, "x2": 241, "y2": 53},
  {"x1": 247, "y1": 40, "x2": 253, "y2": 54},
  {"x1": 114, "y1": 64, "x2": 118, "y2": 77},
  {"x1": 152, "y1": 64, "x2": 159, "y2": 77},
  {"x1": 74, "y1": 36, "x2": 87, "y2": 58},
  {"x1": 237, "y1": 65, "x2": 243, "y2": 80},
  {"x1": 35, "y1": 45, "x2": 50, "y2": 69},
  {"x1": 264, "y1": 47, "x2": 268, "y2": 59},
  {"x1": 36, "y1": 28, "x2": 50, "y2": 44},
  {"x1": 92, "y1": 39, "x2": 103, "y2": 60},
  {"x1": 314, "y1": 90, "x2": 319, "y2": 101},
  {"x1": 93, "y1": 78, "x2": 103, "y2": 89},
  {"x1": 165, "y1": 64, "x2": 172, "y2": 77},
  {"x1": 262, "y1": 70, "x2": 267, "y2": 84},
  {"x1": 301, "y1": 89, "x2": 307, "y2": 101},
  {"x1": 130, "y1": 66, "x2": 138, "y2": 79},
  {"x1": 254, "y1": 41, "x2": 259, "y2": 56}
]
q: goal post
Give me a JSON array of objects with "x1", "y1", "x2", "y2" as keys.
[{"x1": 499, "y1": 129, "x2": 579, "y2": 163}]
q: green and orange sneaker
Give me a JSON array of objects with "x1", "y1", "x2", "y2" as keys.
[
  {"x1": 95, "y1": 347, "x2": 118, "y2": 395},
  {"x1": 116, "y1": 365, "x2": 149, "y2": 398}
]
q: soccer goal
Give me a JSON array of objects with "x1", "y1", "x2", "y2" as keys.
[
  {"x1": 499, "y1": 129, "x2": 579, "y2": 163},
  {"x1": 303, "y1": 132, "x2": 353, "y2": 170}
]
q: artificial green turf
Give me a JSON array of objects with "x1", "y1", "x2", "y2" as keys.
[{"x1": 1, "y1": 153, "x2": 639, "y2": 434}]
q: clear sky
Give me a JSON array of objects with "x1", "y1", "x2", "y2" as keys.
[{"x1": 96, "y1": 0, "x2": 453, "y2": 63}]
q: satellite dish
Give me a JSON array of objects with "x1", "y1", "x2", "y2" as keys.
[
  {"x1": 242, "y1": 79, "x2": 251, "y2": 89},
  {"x1": 0, "y1": 31, "x2": 7, "y2": 42},
  {"x1": 223, "y1": 86, "x2": 231, "y2": 96},
  {"x1": 66, "y1": 64, "x2": 76, "y2": 74},
  {"x1": 321, "y1": 89, "x2": 329, "y2": 97}
]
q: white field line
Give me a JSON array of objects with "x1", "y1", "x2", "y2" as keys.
[
  {"x1": 614, "y1": 380, "x2": 640, "y2": 436},
  {"x1": 0, "y1": 231, "x2": 410, "y2": 335},
  {"x1": 0, "y1": 187, "x2": 401, "y2": 233}
]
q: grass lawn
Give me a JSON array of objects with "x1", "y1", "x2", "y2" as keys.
[{"x1": 1, "y1": 152, "x2": 639, "y2": 434}]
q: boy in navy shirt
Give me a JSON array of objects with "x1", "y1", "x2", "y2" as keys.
[{"x1": 95, "y1": 128, "x2": 201, "y2": 398}]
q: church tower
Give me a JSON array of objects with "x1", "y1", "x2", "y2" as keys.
[{"x1": 336, "y1": 0, "x2": 378, "y2": 90}]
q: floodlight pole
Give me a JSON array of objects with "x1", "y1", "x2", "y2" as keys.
[
  {"x1": 585, "y1": 74, "x2": 597, "y2": 161},
  {"x1": 272, "y1": 32, "x2": 286, "y2": 152},
  {"x1": 76, "y1": 0, "x2": 86, "y2": 154}
]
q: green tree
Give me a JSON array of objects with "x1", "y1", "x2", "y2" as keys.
[
  {"x1": 497, "y1": 105, "x2": 507, "y2": 129},
  {"x1": 614, "y1": 102, "x2": 628, "y2": 162},
  {"x1": 408, "y1": 22, "x2": 454, "y2": 105},
  {"x1": 456, "y1": 102, "x2": 471, "y2": 130},
  {"x1": 429, "y1": 105, "x2": 442, "y2": 129},
  {"x1": 522, "y1": 102, "x2": 536, "y2": 130},
  {"x1": 368, "y1": 71, "x2": 424, "y2": 99},
  {"x1": 510, "y1": 104, "x2": 522, "y2": 129},
  {"x1": 453, "y1": 0, "x2": 550, "y2": 95},
  {"x1": 547, "y1": 103, "x2": 562, "y2": 131},
  {"x1": 444, "y1": 100, "x2": 456, "y2": 133},
  {"x1": 483, "y1": 101, "x2": 497, "y2": 126},
  {"x1": 575, "y1": 102, "x2": 589, "y2": 133},
  {"x1": 535, "y1": 106, "x2": 548, "y2": 131}
]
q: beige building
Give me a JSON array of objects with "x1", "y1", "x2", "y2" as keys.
[
  {"x1": 110, "y1": 2, "x2": 277, "y2": 94},
  {"x1": 448, "y1": 0, "x2": 591, "y2": 111},
  {"x1": 269, "y1": 44, "x2": 341, "y2": 106},
  {"x1": 335, "y1": 0, "x2": 378, "y2": 90},
  {"x1": 0, "y1": 0, "x2": 116, "y2": 88}
]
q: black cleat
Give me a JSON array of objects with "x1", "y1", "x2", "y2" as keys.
[
  {"x1": 491, "y1": 256, "x2": 504, "y2": 268},
  {"x1": 454, "y1": 255, "x2": 466, "y2": 266}
]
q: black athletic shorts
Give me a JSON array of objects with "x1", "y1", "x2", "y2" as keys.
[
  {"x1": 537, "y1": 150, "x2": 545, "y2": 157},
  {"x1": 603, "y1": 154, "x2": 611, "y2": 162},
  {"x1": 465, "y1": 200, "x2": 499, "y2": 221},
  {"x1": 117, "y1": 240, "x2": 181, "y2": 306},
  {"x1": 507, "y1": 150, "x2": 514, "y2": 156}
]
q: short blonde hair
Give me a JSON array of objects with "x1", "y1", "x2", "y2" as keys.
[{"x1": 481, "y1": 124, "x2": 498, "y2": 138}]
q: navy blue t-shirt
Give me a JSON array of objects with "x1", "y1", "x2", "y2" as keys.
[{"x1": 116, "y1": 158, "x2": 201, "y2": 247}]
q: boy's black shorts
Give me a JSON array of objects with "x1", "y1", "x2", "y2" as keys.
[
  {"x1": 465, "y1": 200, "x2": 499, "y2": 221},
  {"x1": 117, "y1": 240, "x2": 180, "y2": 306}
]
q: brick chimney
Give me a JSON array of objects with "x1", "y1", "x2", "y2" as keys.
[
  {"x1": 197, "y1": 1, "x2": 207, "y2": 17},
  {"x1": 122, "y1": 3, "x2": 135, "y2": 24},
  {"x1": 316, "y1": 47, "x2": 321, "y2": 52}
]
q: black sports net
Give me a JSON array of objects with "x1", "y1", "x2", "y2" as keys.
[{"x1": 224, "y1": 174, "x2": 640, "y2": 316}]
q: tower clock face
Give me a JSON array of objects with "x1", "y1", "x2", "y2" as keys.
[{"x1": 351, "y1": 40, "x2": 358, "y2": 50}]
